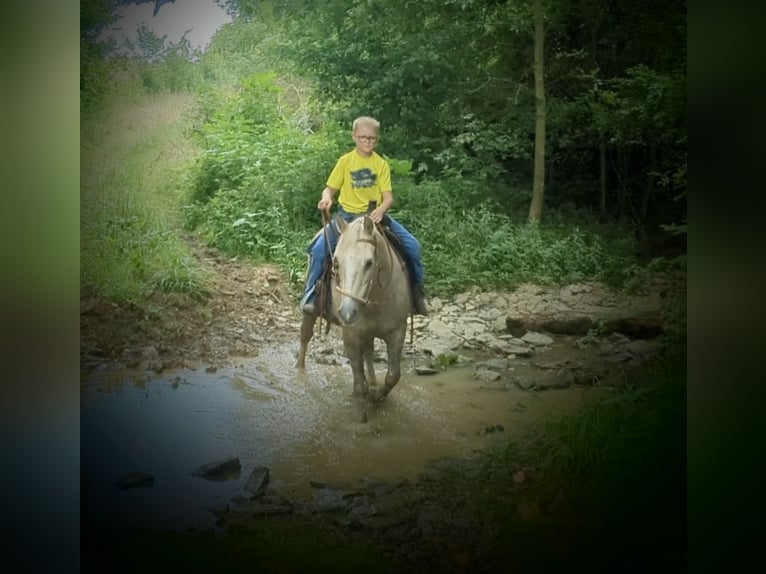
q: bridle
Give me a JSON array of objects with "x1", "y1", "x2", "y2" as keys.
[{"x1": 333, "y1": 222, "x2": 393, "y2": 306}]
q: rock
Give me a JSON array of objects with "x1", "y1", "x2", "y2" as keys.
[
  {"x1": 191, "y1": 456, "x2": 242, "y2": 481},
  {"x1": 244, "y1": 466, "x2": 270, "y2": 496},
  {"x1": 521, "y1": 331, "x2": 554, "y2": 346},
  {"x1": 311, "y1": 487, "x2": 345, "y2": 512},
  {"x1": 476, "y1": 358, "x2": 510, "y2": 371},
  {"x1": 604, "y1": 314, "x2": 664, "y2": 339},
  {"x1": 554, "y1": 368, "x2": 577, "y2": 388},
  {"x1": 500, "y1": 341, "x2": 534, "y2": 357},
  {"x1": 504, "y1": 318, "x2": 527, "y2": 337},
  {"x1": 239, "y1": 495, "x2": 293, "y2": 516},
  {"x1": 116, "y1": 472, "x2": 154, "y2": 489},
  {"x1": 605, "y1": 352, "x2": 634, "y2": 363},
  {"x1": 415, "y1": 366, "x2": 438, "y2": 375},
  {"x1": 474, "y1": 369, "x2": 501, "y2": 383},
  {"x1": 426, "y1": 318, "x2": 456, "y2": 339},
  {"x1": 511, "y1": 377, "x2": 536, "y2": 391}
]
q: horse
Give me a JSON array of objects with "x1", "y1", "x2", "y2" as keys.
[{"x1": 296, "y1": 214, "x2": 412, "y2": 406}]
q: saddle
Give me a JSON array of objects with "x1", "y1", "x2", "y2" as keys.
[{"x1": 311, "y1": 207, "x2": 418, "y2": 322}]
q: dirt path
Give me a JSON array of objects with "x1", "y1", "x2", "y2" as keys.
[{"x1": 80, "y1": 235, "x2": 301, "y2": 373}]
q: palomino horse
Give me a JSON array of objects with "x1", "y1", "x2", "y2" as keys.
[{"x1": 296, "y1": 214, "x2": 411, "y2": 405}]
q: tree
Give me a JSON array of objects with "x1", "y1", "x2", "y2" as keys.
[{"x1": 528, "y1": 0, "x2": 546, "y2": 222}]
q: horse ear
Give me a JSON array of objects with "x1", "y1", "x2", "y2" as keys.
[
  {"x1": 363, "y1": 215, "x2": 373, "y2": 234},
  {"x1": 335, "y1": 215, "x2": 347, "y2": 233}
]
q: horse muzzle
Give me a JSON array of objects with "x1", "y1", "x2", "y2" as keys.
[{"x1": 337, "y1": 297, "x2": 363, "y2": 325}]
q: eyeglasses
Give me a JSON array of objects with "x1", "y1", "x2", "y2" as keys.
[{"x1": 357, "y1": 135, "x2": 378, "y2": 142}]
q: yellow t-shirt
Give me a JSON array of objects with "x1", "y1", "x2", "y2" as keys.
[{"x1": 326, "y1": 150, "x2": 392, "y2": 214}]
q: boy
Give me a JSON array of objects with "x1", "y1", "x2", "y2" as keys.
[{"x1": 299, "y1": 116, "x2": 428, "y2": 316}]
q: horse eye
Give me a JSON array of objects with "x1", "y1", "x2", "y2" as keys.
[{"x1": 364, "y1": 259, "x2": 373, "y2": 270}]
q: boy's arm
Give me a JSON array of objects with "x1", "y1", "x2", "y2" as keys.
[
  {"x1": 318, "y1": 186, "x2": 337, "y2": 212},
  {"x1": 370, "y1": 159, "x2": 394, "y2": 223},
  {"x1": 321, "y1": 153, "x2": 347, "y2": 212},
  {"x1": 370, "y1": 191, "x2": 394, "y2": 223}
]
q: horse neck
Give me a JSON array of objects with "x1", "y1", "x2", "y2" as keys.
[{"x1": 373, "y1": 228, "x2": 397, "y2": 277}]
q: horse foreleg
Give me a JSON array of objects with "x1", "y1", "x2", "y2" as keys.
[
  {"x1": 343, "y1": 334, "x2": 369, "y2": 397},
  {"x1": 296, "y1": 314, "x2": 318, "y2": 369},
  {"x1": 363, "y1": 337, "x2": 377, "y2": 386},
  {"x1": 374, "y1": 328, "x2": 407, "y2": 403}
]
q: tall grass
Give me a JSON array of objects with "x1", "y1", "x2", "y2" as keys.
[{"x1": 81, "y1": 87, "x2": 210, "y2": 303}]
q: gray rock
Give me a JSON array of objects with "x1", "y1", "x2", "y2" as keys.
[
  {"x1": 244, "y1": 465, "x2": 270, "y2": 496},
  {"x1": 192, "y1": 456, "x2": 241, "y2": 481},
  {"x1": 474, "y1": 369, "x2": 501, "y2": 382},
  {"x1": 311, "y1": 488, "x2": 345, "y2": 512},
  {"x1": 511, "y1": 376, "x2": 536, "y2": 391},
  {"x1": 476, "y1": 358, "x2": 510, "y2": 371},
  {"x1": 521, "y1": 331, "x2": 554, "y2": 346},
  {"x1": 415, "y1": 366, "x2": 438, "y2": 375}
]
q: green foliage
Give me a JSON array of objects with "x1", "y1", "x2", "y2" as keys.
[
  {"x1": 184, "y1": 71, "x2": 345, "y2": 283},
  {"x1": 80, "y1": 40, "x2": 112, "y2": 112},
  {"x1": 389, "y1": 176, "x2": 641, "y2": 295},
  {"x1": 81, "y1": 90, "x2": 209, "y2": 304},
  {"x1": 80, "y1": 0, "x2": 114, "y2": 41},
  {"x1": 433, "y1": 353, "x2": 459, "y2": 369},
  {"x1": 81, "y1": 211, "x2": 210, "y2": 302},
  {"x1": 129, "y1": 25, "x2": 203, "y2": 93},
  {"x1": 262, "y1": 0, "x2": 686, "y2": 227},
  {"x1": 189, "y1": 71, "x2": 343, "y2": 205}
]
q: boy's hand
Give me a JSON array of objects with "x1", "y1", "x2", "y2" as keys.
[
  {"x1": 369, "y1": 207, "x2": 384, "y2": 224},
  {"x1": 317, "y1": 197, "x2": 333, "y2": 211}
]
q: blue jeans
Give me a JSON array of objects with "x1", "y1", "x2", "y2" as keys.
[{"x1": 300, "y1": 207, "x2": 424, "y2": 305}]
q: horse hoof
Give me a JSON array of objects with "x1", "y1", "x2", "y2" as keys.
[{"x1": 369, "y1": 389, "x2": 386, "y2": 404}]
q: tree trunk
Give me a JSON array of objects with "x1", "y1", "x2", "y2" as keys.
[
  {"x1": 599, "y1": 140, "x2": 606, "y2": 216},
  {"x1": 528, "y1": 0, "x2": 545, "y2": 223}
]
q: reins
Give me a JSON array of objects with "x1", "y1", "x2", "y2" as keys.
[{"x1": 316, "y1": 208, "x2": 332, "y2": 335}]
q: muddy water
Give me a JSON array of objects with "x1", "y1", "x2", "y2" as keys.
[{"x1": 81, "y1": 341, "x2": 612, "y2": 533}]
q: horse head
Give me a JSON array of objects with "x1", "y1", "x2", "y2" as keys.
[{"x1": 332, "y1": 215, "x2": 383, "y2": 325}]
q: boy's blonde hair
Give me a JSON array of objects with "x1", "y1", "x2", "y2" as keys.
[{"x1": 352, "y1": 116, "x2": 380, "y2": 133}]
